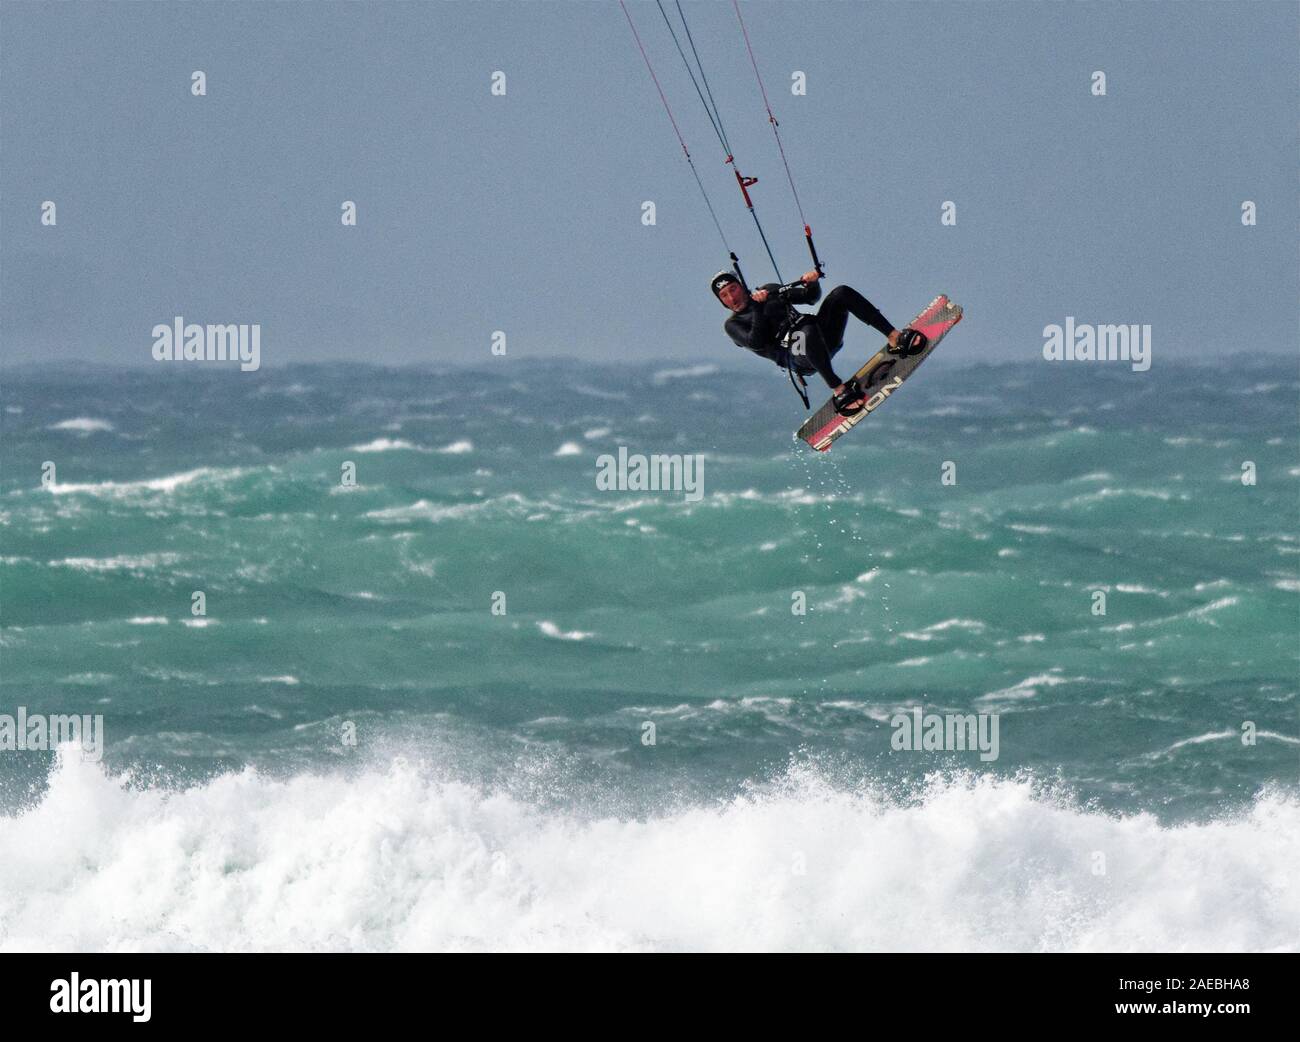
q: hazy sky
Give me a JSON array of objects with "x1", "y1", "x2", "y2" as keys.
[{"x1": 2, "y1": 1, "x2": 1295, "y2": 367}]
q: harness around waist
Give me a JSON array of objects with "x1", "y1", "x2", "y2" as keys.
[{"x1": 780, "y1": 315, "x2": 835, "y2": 373}]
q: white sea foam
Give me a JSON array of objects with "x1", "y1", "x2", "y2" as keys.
[
  {"x1": 536, "y1": 621, "x2": 593, "y2": 641},
  {"x1": 48, "y1": 467, "x2": 242, "y2": 497},
  {"x1": 900, "y1": 619, "x2": 987, "y2": 641},
  {"x1": 349, "y1": 438, "x2": 426, "y2": 453},
  {"x1": 652, "y1": 364, "x2": 718, "y2": 385},
  {"x1": 1187, "y1": 596, "x2": 1238, "y2": 621},
  {"x1": 1166, "y1": 730, "x2": 1237, "y2": 751},
  {"x1": 1063, "y1": 487, "x2": 1180, "y2": 507},
  {"x1": 821, "y1": 575, "x2": 877, "y2": 610},
  {"x1": 1, "y1": 754, "x2": 1295, "y2": 953},
  {"x1": 977, "y1": 672, "x2": 1073, "y2": 703},
  {"x1": 817, "y1": 702, "x2": 895, "y2": 723},
  {"x1": 49, "y1": 417, "x2": 114, "y2": 433},
  {"x1": 366, "y1": 499, "x2": 476, "y2": 522},
  {"x1": 365, "y1": 494, "x2": 539, "y2": 524},
  {"x1": 572, "y1": 385, "x2": 628, "y2": 400},
  {"x1": 50, "y1": 554, "x2": 182, "y2": 573},
  {"x1": 1160, "y1": 730, "x2": 1300, "y2": 756},
  {"x1": 436, "y1": 440, "x2": 474, "y2": 455},
  {"x1": 700, "y1": 697, "x2": 797, "y2": 728},
  {"x1": 1115, "y1": 584, "x2": 1169, "y2": 597},
  {"x1": 553, "y1": 442, "x2": 583, "y2": 457}
]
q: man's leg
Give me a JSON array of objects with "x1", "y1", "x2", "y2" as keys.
[
  {"x1": 792, "y1": 323, "x2": 842, "y2": 388},
  {"x1": 815, "y1": 286, "x2": 894, "y2": 351}
]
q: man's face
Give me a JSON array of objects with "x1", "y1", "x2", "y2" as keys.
[{"x1": 718, "y1": 281, "x2": 748, "y2": 312}]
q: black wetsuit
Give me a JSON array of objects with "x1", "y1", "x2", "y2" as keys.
[{"x1": 724, "y1": 282, "x2": 895, "y2": 388}]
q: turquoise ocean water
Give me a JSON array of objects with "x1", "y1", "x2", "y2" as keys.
[{"x1": 0, "y1": 356, "x2": 1296, "y2": 951}]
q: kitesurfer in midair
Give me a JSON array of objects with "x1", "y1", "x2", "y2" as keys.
[{"x1": 711, "y1": 270, "x2": 927, "y2": 415}]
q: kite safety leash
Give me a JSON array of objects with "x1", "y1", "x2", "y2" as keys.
[{"x1": 786, "y1": 366, "x2": 810, "y2": 409}]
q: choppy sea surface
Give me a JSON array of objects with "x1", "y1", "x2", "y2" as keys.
[{"x1": 1, "y1": 356, "x2": 1296, "y2": 951}]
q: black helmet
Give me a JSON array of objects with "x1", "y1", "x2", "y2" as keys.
[{"x1": 710, "y1": 270, "x2": 741, "y2": 298}]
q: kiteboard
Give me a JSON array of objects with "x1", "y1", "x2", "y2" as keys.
[{"x1": 795, "y1": 294, "x2": 963, "y2": 452}]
